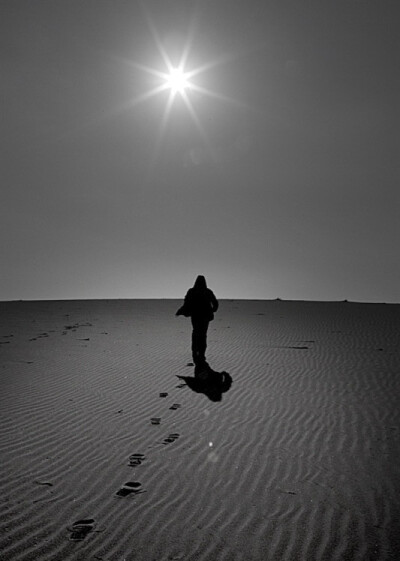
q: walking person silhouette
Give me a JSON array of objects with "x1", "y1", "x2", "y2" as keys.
[{"x1": 176, "y1": 275, "x2": 219, "y2": 365}]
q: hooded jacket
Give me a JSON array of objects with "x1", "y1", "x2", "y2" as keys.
[{"x1": 176, "y1": 276, "x2": 219, "y2": 321}]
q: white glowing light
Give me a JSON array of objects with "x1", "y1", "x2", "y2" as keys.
[
  {"x1": 70, "y1": 7, "x2": 252, "y2": 156},
  {"x1": 209, "y1": 442, "x2": 213, "y2": 447},
  {"x1": 104, "y1": 7, "x2": 249, "y2": 170},
  {"x1": 124, "y1": 9, "x2": 243, "y2": 124},
  {"x1": 165, "y1": 67, "x2": 190, "y2": 95}
]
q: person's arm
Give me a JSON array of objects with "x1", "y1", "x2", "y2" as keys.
[
  {"x1": 210, "y1": 291, "x2": 219, "y2": 312},
  {"x1": 176, "y1": 290, "x2": 193, "y2": 317},
  {"x1": 184, "y1": 289, "x2": 192, "y2": 307}
]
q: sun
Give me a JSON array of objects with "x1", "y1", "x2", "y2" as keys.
[
  {"x1": 69, "y1": 8, "x2": 249, "y2": 172},
  {"x1": 123, "y1": 8, "x2": 238, "y2": 113},
  {"x1": 165, "y1": 67, "x2": 190, "y2": 95},
  {"x1": 112, "y1": 5, "x2": 246, "y2": 164}
]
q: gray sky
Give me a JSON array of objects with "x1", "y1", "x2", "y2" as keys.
[{"x1": 1, "y1": 0, "x2": 399, "y2": 301}]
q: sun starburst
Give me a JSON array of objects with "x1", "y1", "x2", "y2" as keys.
[
  {"x1": 104, "y1": 6, "x2": 251, "y2": 173},
  {"x1": 126, "y1": 9, "x2": 244, "y2": 134},
  {"x1": 164, "y1": 67, "x2": 190, "y2": 95}
]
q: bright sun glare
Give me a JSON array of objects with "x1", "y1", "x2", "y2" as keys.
[
  {"x1": 117, "y1": 6, "x2": 244, "y2": 161},
  {"x1": 165, "y1": 67, "x2": 189, "y2": 95}
]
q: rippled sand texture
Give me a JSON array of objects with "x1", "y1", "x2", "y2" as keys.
[{"x1": 0, "y1": 299, "x2": 399, "y2": 561}]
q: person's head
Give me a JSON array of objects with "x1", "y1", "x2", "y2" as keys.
[{"x1": 193, "y1": 275, "x2": 207, "y2": 290}]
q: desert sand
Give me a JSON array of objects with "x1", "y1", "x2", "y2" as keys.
[{"x1": 0, "y1": 299, "x2": 399, "y2": 561}]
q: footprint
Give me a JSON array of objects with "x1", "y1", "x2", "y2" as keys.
[
  {"x1": 169, "y1": 403, "x2": 181, "y2": 411},
  {"x1": 69, "y1": 518, "x2": 96, "y2": 541},
  {"x1": 163, "y1": 433, "x2": 180, "y2": 445},
  {"x1": 116, "y1": 481, "x2": 143, "y2": 497},
  {"x1": 151, "y1": 417, "x2": 161, "y2": 425},
  {"x1": 129, "y1": 453, "x2": 146, "y2": 466},
  {"x1": 159, "y1": 392, "x2": 168, "y2": 398}
]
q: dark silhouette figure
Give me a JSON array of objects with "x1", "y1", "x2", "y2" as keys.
[
  {"x1": 177, "y1": 362, "x2": 232, "y2": 402},
  {"x1": 176, "y1": 275, "x2": 218, "y2": 364}
]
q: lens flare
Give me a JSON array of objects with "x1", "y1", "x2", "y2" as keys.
[
  {"x1": 106, "y1": 6, "x2": 249, "y2": 171},
  {"x1": 165, "y1": 67, "x2": 190, "y2": 95}
]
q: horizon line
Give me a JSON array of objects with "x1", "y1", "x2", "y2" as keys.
[{"x1": 1, "y1": 297, "x2": 398, "y2": 305}]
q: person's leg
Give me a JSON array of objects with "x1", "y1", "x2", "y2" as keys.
[
  {"x1": 191, "y1": 318, "x2": 209, "y2": 363},
  {"x1": 197, "y1": 319, "x2": 209, "y2": 362},
  {"x1": 191, "y1": 318, "x2": 200, "y2": 362}
]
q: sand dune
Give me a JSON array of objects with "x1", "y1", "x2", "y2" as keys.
[{"x1": 0, "y1": 299, "x2": 399, "y2": 560}]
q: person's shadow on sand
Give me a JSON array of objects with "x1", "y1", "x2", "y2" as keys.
[{"x1": 177, "y1": 362, "x2": 232, "y2": 402}]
